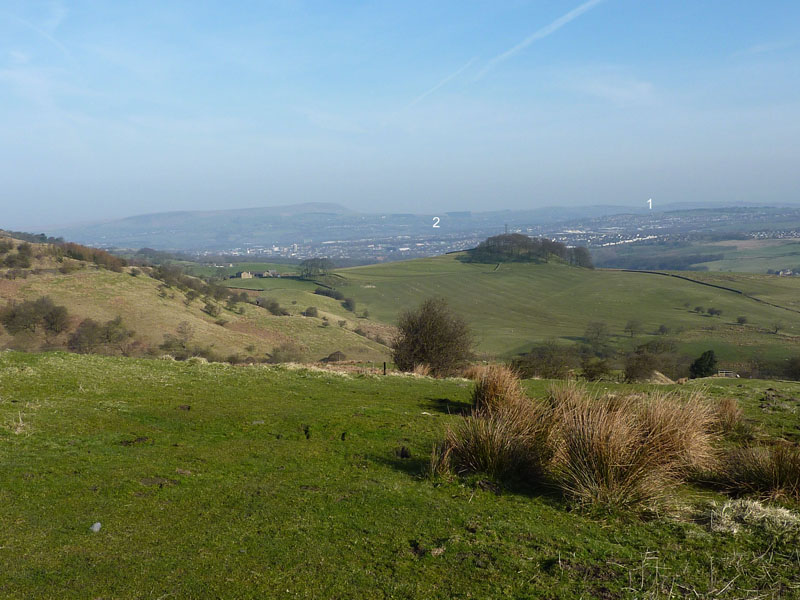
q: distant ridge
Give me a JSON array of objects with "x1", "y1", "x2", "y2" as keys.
[
  {"x1": 44, "y1": 202, "x2": 643, "y2": 251},
  {"x1": 41, "y1": 200, "x2": 800, "y2": 252}
]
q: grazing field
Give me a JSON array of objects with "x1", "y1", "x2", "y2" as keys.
[
  {"x1": 185, "y1": 262, "x2": 299, "y2": 279},
  {"x1": 2, "y1": 352, "x2": 799, "y2": 598},
  {"x1": 696, "y1": 239, "x2": 800, "y2": 273},
  {"x1": 225, "y1": 276, "x2": 318, "y2": 293},
  {"x1": 333, "y1": 254, "x2": 800, "y2": 362}
]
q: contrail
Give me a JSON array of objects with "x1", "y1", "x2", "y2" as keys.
[
  {"x1": 406, "y1": 57, "x2": 477, "y2": 108},
  {"x1": 476, "y1": 0, "x2": 605, "y2": 79},
  {"x1": 2, "y1": 12, "x2": 72, "y2": 59}
]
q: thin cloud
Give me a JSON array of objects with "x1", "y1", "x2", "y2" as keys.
[
  {"x1": 406, "y1": 57, "x2": 478, "y2": 108},
  {"x1": 476, "y1": 0, "x2": 606, "y2": 79},
  {"x1": 733, "y1": 40, "x2": 797, "y2": 57},
  {"x1": 42, "y1": 1, "x2": 68, "y2": 33},
  {"x1": 2, "y1": 12, "x2": 72, "y2": 59}
]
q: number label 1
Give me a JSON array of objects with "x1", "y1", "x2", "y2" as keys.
[
  {"x1": 432, "y1": 217, "x2": 440, "y2": 228},
  {"x1": 647, "y1": 198, "x2": 652, "y2": 210}
]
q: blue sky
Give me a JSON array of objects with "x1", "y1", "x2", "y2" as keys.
[{"x1": 1, "y1": 1, "x2": 799, "y2": 228}]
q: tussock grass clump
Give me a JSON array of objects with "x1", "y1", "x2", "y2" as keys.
[
  {"x1": 441, "y1": 399, "x2": 555, "y2": 483},
  {"x1": 713, "y1": 397, "x2": 746, "y2": 435},
  {"x1": 461, "y1": 364, "x2": 487, "y2": 381},
  {"x1": 471, "y1": 364, "x2": 524, "y2": 413},
  {"x1": 549, "y1": 388, "x2": 717, "y2": 508},
  {"x1": 639, "y1": 391, "x2": 718, "y2": 473},
  {"x1": 412, "y1": 363, "x2": 431, "y2": 377},
  {"x1": 550, "y1": 392, "x2": 666, "y2": 508},
  {"x1": 723, "y1": 444, "x2": 800, "y2": 499},
  {"x1": 435, "y1": 376, "x2": 720, "y2": 510}
]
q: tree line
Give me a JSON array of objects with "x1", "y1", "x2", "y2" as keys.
[{"x1": 461, "y1": 233, "x2": 593, "y2": 268}]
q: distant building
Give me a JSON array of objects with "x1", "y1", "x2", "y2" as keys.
[
  {"x1": 236, "y1": 271, "x2": 253, "y2": 279},
  {"x1": 717, "y1": 370, "x2": 740, "y2": 378}
]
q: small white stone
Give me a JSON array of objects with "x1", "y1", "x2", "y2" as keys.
[{"x1": 90, "y1": 522, "x2": 101, "y2": 532}]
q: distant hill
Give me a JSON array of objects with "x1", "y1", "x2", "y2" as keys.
[
  {"x1": 44, "y1": 203, "x2": 659, "y2": 251},
  {"x1": 47, "y1": 203, "x2": 357, "y2": 251}
]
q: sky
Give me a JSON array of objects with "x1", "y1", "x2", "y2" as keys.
[{"x1": 1, "y1": 0, "x2": 799, "y2": 229}]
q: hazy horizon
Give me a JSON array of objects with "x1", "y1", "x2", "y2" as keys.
[{"x1": 2, "y1": 1, "x2": 799, "y2": 230}]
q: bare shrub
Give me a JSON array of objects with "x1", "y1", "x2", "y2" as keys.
[
  {"x1": 269, "y1": 341, "x2": 304, "y2": 364},
  {"x1": 393, "y1": 298, "x2": 473, "y2": 376},
  {"x1": 723, "y1": 444, "x2": 800, "y2": 499},
  {"x1": 471, "y1": 364, "x2": 524, "y2": 413}
]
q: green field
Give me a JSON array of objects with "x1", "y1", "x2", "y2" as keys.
[
  {"x1": 184, "y1": 262, "x2": 299, "y2": 279},
  {"x1": 697, "y1": 240, "x2": 800, "y2": 273},
  {"x1": 225, "y1": 275, "x2": 317, "y2": 293},
  {"x1": 331, "y1": 254, "x2": 800, "y2": 363},
  {"x1": 2, "y1": 352, "x2": 799, "y2": 598}
]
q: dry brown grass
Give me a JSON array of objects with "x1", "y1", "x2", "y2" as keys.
[
  {"x1": 549, "y1": 391, "x2": 666, "y2": 508},
  {"x1": 723, "y1": 444, "x2": 800, "y2": 499},
  {"x1": 639, "y1": 391, "x2": 718, "y2": 473},
  {"x1": 432, "y1": 366, "x2": 554, "y2": 484},
  {"x1": 548, "y1": 387, "x2": 718, "y2": 508},
  {"x1": 461, "y1": 364, "x2": 488, "y2": 381},
  {"x1": 471, "y1": 364, "x2": 525, "y2": 413},
  {"x1": 412, "y1": 363, "x2": 431, "y2": 377},
  {"x1": 714, "y1": 397, "x2": 744, "y2": 434},
  {"x1": 440, "y1": 398, "x2": 555, "y2": 483},
  {"x1": 435, "y1": 376, "x2": 720, "y2": 509}
]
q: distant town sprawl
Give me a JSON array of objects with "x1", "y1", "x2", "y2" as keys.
[{"x1": 191, "y1": 207, "x2": 800, "y2": 272}]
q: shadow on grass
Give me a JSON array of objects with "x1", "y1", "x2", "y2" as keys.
[
  {"x1": 370, "y1": 454, "x2": 430, "y2": 478},
  {"x1": 422, "y1": 397, "x2": 471, "y2": 416},
  {"x1": 371, "y1": 452, "x2": 565, "y2": 506}
]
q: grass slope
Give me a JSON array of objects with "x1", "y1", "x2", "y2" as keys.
[
  {"x1": 334, "y1": 254, "x2": 800, "y2": 361},
  {"x1": 0, "y1": 258, "x2": 388, "y2": 363},
  {"x1": 697, "y1": 239, "x2": 800, "y2": 273},
  {"x1": 2, "y1": 352, "x2": 800, "y2": 598}
]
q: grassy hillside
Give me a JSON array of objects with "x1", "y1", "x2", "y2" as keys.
[
  {"x1": 333, "y1": 254, "x2": 800, "y2": 362},
  {"x1": 2, "y1": 352, "x2": 799, "y2": 598},
  {"x1": 0, "y1": 237, "x2": 389, "y2": 363},
  {"x1": 696, "y1": 239, "x2": 800, "y2": 273}
]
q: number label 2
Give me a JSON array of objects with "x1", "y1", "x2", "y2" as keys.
[{"x1": 432, "y1": 217, "x2": 440, "y2": 228}]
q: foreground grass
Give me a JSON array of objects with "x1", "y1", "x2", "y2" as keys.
[{"x1": 2, "y1": 352, "x2": 800, "y2": 598}]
